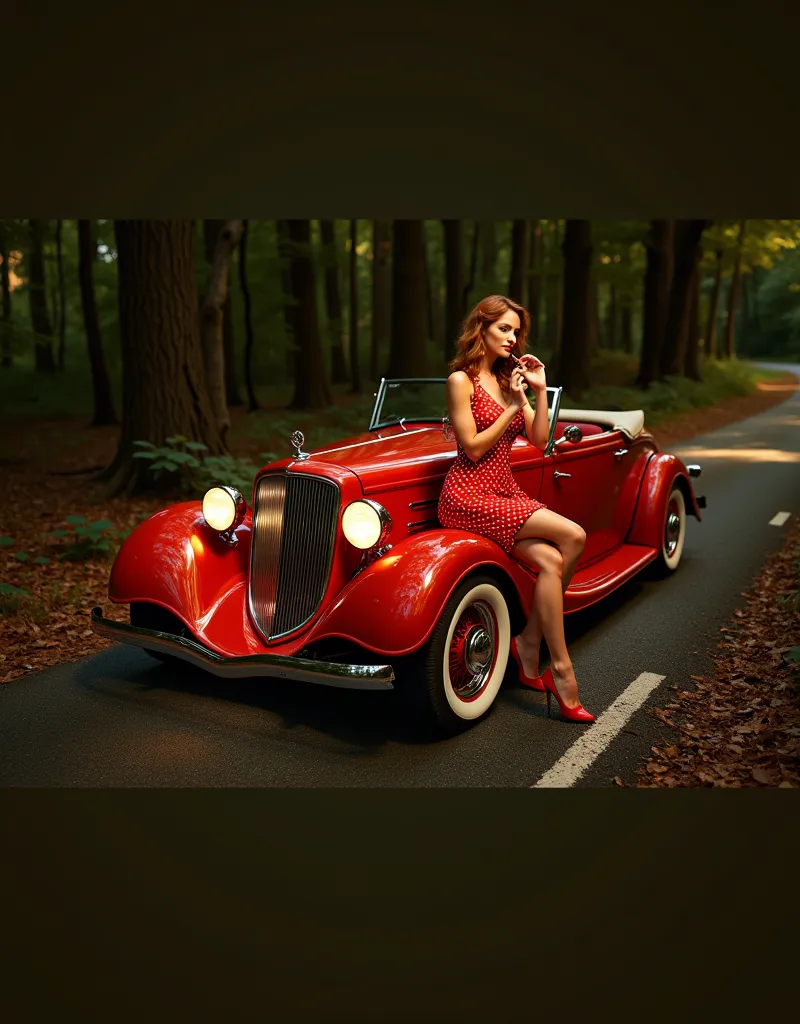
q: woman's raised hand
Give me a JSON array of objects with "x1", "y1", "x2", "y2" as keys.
[
  {"x1": 509, "y1": 366, "x2": 529, "y2": 408},
  {"x1": 518, "y1": 354, "x2": 547, "y2": 391}
]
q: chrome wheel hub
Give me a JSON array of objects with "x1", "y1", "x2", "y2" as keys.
[
  {"x1": 664, "y1": 502, "x2": 681, "y2": 557},
  {"x1": 448, "y1": 601, "x2": 497, "y2": 701}
]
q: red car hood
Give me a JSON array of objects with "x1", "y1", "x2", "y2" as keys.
[{"x1": 303, "y1": 425, "x2": 456, "y2": 494}]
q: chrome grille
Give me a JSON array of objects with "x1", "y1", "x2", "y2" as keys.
[{"x1": 249, "y1": 473, "x2": 340, "y2": 641}]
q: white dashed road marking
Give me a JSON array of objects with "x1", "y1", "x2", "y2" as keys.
[
  {"x1": 533, "y1": 671, "x2": 666, "y2": 788},
  {"x1": 769, "y1": 511, "x2": 791, "y2": 527}
]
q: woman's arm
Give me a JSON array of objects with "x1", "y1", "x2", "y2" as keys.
[
  {"x1": 520, "y1": 389, "x2": 550, "y2": 451},
  {"x1": 446, "y1": 372, "x2": 523, "y2": 462}
]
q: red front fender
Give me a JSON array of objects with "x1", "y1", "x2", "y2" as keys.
[
  {"x1": 307, "y1": 530, "x2": 535, "y2": 657},
  {"x1": 627, "y1": 453, "x2": 703, "y2": 549}
]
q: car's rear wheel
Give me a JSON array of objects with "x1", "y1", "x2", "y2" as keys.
[
  {"x1": 650, "y1": 485, "x2": 686, "y2": 577},
  {"x1": 396, "y1": 574, "x2": 511, "y2": 734}
]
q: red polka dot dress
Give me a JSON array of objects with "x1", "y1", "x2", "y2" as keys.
[{"x1": 438, "y1": 378, "x2": 547, "y2": 553}]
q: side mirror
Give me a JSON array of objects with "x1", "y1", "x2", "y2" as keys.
[{"x1": 563, "y1": 424, "x2": 583, "y2": 443}]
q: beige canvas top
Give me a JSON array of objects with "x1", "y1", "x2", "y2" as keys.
[{"x1": 554, "y1": 408, "x2": 646, "y2": 441}]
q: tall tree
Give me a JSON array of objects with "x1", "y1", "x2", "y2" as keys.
[
  {"x1": 422, "y1": 223, "x2": 442, "y2": 348},
  {"x1": 526, "y1": 219, "x2": 542, "y2": 346},
  {"x1": 319, "y1": 219, "x2": 348, "y2": 383},
  {"x1": 203, "y1": 220, "x2": 242, "y2": 408},
  {"x1": 508, "y1": 219, "x2": 527, "y2": 302},
  {"x1": 462, "y1": 221, "x2": 479, "y2": 314},
  {"x1": 100, "y1": 220, "x2": 227, "y2": 497},
  {"x1": 27, "y1": 219, "x2": 56, "y2": 372},
  {"x1": 238, "y1": 220, "x2": 259, "y2": 412},
  {"x1": 723, "y1": 220, "x2": 747, "y2": 360},
  {"x1": 286, "y1": 219, "x2": 331, "y2": 409},
  {"x1": 480, "y1": 221, "x2": 496, "y2": 285},
  {"x1": 704, "y1": 247, "x2": 724, "y2": 358},
  {"x1": 683, "y1": 262, "x2": 702, "y2": 381},
  {"x1": 659, "y1": 219, "x2": 710, "y2": 378},
  {"x1": 201, "y1": 220, "x2": 245, "y2": 443},
  {"x1": 387, "y1": 220, "x2": 428, "y2": 378},
  {"x1": 349, "y1": 219, "x2": 360, "y2": 392},
  {"x1": 276, "y1": 219, "x2": 297, "y2": 380},
  {"x1": 620, "y1": 300, "x2": 633, "y2": 354},
  {"x1": 543, "y1": 221, "x2": 563, "y2": 355},
  {"x1": 442, "y1": 219, "x2": 464, "y2": 361},
  {"x1": 554, "y1": 219, "x2": 592, "y2": 397},
  {"x1": 637, "y1": 220, "x2": 675, "y2": 388},
  {"x1": 606, "y1": 283, "x2": 618, "y2": 350},
  {"x1": 586, "y1": 274, "x2": 600, "y2": 352},
  {"x1": 55, "y1": 220, "x2": 66, "y2": 371},
  {"x1": 77, "y1": 220, "x2": 117, "y2": 426},
  {"x1": 0, "y1": 231, "x2": 11, "y2": 368},
  {"x1": 370, "y1": 220, "x2": 391, "y2": 380}
]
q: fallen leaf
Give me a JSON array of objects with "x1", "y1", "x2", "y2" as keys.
[{"x1": 751, "y1": 768, "x2": 774, "y2": 785}]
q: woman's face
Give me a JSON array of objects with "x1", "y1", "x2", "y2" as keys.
[{"x1": 482, "y1": 308, "x2": 522, "y2": 362}]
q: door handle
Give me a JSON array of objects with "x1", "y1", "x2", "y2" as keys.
[
  {"x1": 553, "y1": 470, "x2": 571, "y2": 479},
  {"x1": 614, "y1": 448, "x2": 628, "y2": 458}
]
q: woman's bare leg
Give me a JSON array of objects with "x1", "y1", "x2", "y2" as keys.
[{"x1": 511, "y1": 510, "x2": 588, "y2": 707}]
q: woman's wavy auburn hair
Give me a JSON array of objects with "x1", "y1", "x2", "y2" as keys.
[{"x1": 449, "y1": 294, "x2": 530, "y2": 392}]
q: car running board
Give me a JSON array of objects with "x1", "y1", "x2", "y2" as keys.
[{"x1": 562, "y1": 544, "x2": 659, "y2": 613}]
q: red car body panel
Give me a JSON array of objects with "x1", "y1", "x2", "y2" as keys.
[{"x1": 106, "y1": 409, "x2": 704, "y2": 663}]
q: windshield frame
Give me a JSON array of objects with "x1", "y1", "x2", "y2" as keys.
[{"x1": 368, "y1": 377, "x2": 564, "y2": 454}]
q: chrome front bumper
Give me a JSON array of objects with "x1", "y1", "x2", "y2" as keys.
[{"x1": 90, "y1": 608, "x2": 395, "y2": 690}]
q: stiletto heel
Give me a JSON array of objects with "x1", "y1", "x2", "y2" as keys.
[
  {"x1": 540, "y1": 667, "x2": 595, "y2": 724},
  {"x1": 509, "y1": 636, "x2": 545, "y2": 692}
]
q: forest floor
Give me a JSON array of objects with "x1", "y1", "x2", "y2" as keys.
[{"x1": 1, "y1": 368, "x2": 798, "y2": 787}]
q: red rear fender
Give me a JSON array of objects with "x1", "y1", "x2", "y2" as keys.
[{"x1": 627, "y1": 453, "x2": 703, "y2": 548}]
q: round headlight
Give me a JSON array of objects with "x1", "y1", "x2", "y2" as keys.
[
  {"x1": 202, "y1": 486, "x2": 245, "y2": 533},
  {"x1": 341, "y1": 500, "x2": 391, "y2": 550}
]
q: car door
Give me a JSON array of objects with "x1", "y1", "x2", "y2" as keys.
[
  {"x1": 510, "y1": 436, "x2": 544, "y2": 505},
  {"x1": 539, "y1": 429, "x2": 638, "y2": 562}
]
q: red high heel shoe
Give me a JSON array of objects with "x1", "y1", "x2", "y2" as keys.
[
  {"x1": 509, "y1": 637, "x2": 545, "y2": 692},
  {"x1": 540, "y1": 667, "x2": 595, "y2": 724}
]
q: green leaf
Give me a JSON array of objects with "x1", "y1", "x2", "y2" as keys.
[
  {"x1": 184, "y1": 441, "x2": 209, "y2": 452},
  {"x1": 34, "y1": 556, "x2": 52, "y2": 565},
  {"x1": 88, "y1": 520, "x2": 116, "y2": 533},
  {"x1": 65, "y1": 515, "x2": 87, "y2": 525},
  {"x1": 0, "y1": 582, "x2": 28, "y2": 596},
  {"x1": 165, "y1": 435, "x2": 188, "y2": 446},
  {"x1": 132, "y1": 440, "x2": 157, "y2": 448},
  {"x1": 149, "y1": 460, "x2": 180, "y2": 472},
  {"x1": 786, "y1": 646, "x2": 800, "y2": 668},
  {"x1": 133, "y1": 450, "x2": 159, "y2": 459},
  {"x1": 0, "y1": 536, "x2": 14, "y2": 547},
  {"x1": 163, "y1": 451, "x2": 198, "y2": 465},
  {"x1": 15, "y1": 551, "x2": 30, "y2": 562}
]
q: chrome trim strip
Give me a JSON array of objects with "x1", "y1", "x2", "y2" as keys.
[
  {"x1": 248, "y1": 473, "x2": 287, "y2": 640},
  {"x1": 90, "y1": 608, "x2": 395, "y2": 690},
  {"x1": 407, "y1": 517, "x2": 439, "y2": 530},
  {"x1": 544, "y1": 386, "x2": 563, "y2": 457},
  {"x1": 408, "y1": 498, "x2": 438, "y2": 511}
]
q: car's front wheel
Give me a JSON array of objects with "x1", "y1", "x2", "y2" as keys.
[
  {"x1": 650, "y1": 484, "x2": 687, "y2": 577},
  {"x1": 397, "y1": 574, "x2": 511, "y2": 734}
]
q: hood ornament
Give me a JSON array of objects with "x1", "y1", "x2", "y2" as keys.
[{"x1": 290, "y1": 430, "x2": 310, "y2": 461}]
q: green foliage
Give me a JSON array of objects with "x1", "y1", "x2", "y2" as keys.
[
  {"x1": 0, "y1": 582, "x2": 28, "y2": 596},
  {"x1": 132, "y1": 436, "x2": 260, "y2": 496},
  {"x1": 46, "y1": 515, "x2": 127, "y2": 562},
  {"x1": 0, "y1": 536, "x2": 13, "y2": 546}
]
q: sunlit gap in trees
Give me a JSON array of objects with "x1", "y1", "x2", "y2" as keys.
[{"x1": 676, "y1": 447, "x2": 800, "y2": 463}]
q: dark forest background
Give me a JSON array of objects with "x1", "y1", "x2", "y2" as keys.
[{"x1": 1, "y1": 218, "x2": 799, "y2": 496}]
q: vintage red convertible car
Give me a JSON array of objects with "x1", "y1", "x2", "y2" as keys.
[{"x1": 92, "y1": 380, "x2": 705, "y2": 733}]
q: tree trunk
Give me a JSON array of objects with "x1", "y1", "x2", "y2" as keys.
[
  {"x1": 200, "y1": 219, "x2": 244, "y2": 443},
  {"x1": 387, "y1": 220, "x2": 428, "y2": 378},
  {"x1": 370, "y1": 220, "x2": 391, "y2": 379},
  {"x1": 55, "y1": 219, "x2": 66, "y2": 371},
  {"x1": 508, "y1": 219, "x2": 527, "y2": 302},
  {"x1": 203, "y1": 220, "x2": 242, "y2": 408},
  {"x1": 319, "y1": 219, "x2": 348, "y2": 383},
  {"x1": 77, "y1": 220, "x2": 117, "y2": 427},
  {"x1": 659, "y1": 219, "x2": 710, "y2": 378},
  {"x1": 704, "y1": 247, "x2": 723, "y2": 358},
  {"x1": 480, "y1": 221, "x2": 496, "y2": 285},
  {"x1": 526, "y1": 219, "x2": 542, "y2": 347},
  {"x1": 462, "y1": 221, "x2": 479, "y2": 314},
  {"x1": 554, "y1": 220, "x2": 592, "y2": 398},
  {"x1": 0, "y1": 235, "x2": 11, "y2": 368},
  {"x1": 101, "y1": 220, "x2": 227, "y2": 497},
  {"x1": 544, "y1": 221, "x2": 562, "y2": 354},
  {"x1": 724, "y1": 221, "x2": 746, "y2": 360},
  {"x1": 349, "y1": 219, "x2": 360, "y2": 392},
  {"x1": 276, "y1": 219, "x2": 297, "y2": 380},
  {"x1": 28, "y1": 219, "x2": 56, "y2": 372},
  {"x1": 422, "y1": 223, "x2": 435, "y2": 347},
  {"x1": 683, "y1": 262, "x2": 702, "y2": 381},
  {"x1": 621, "y1": 301, "x2": 633, "y2": 354},
  {"x1": 442, "y1": 219, "x2": 464, "y2": 362},
  {"x1": 605, "y1": 283, "x2": 617, "y2": 350},
  {"x1": 286, "y1": 219, "x2": 331, "y2": 409},
  {"x1": 239, "y1": 220, "x2": 259, "y2": 411},
  {"x1": 587, "y1": 274, "x2": 600, "y2": 352},
  {"x1": 637, "y1": 220, "x2": 675, "y2": 388}
]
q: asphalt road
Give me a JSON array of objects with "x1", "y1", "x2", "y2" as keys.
[{"x1": 1, "y1": 361, "x2": 798, "y2": 787}]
